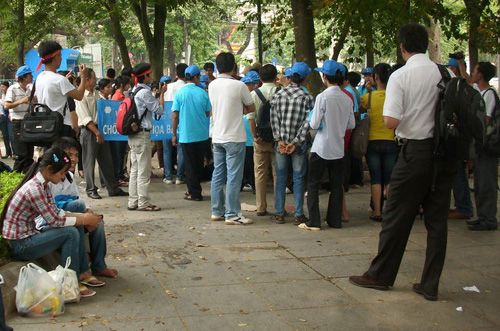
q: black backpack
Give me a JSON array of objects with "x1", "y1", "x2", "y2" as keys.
[
  {"x1": 434, "y1": 65, "x2": 486, "y2": 160},
  {"x1": 254, "y1": 87, "x2": 280, "y2": 143},
  {"x1": 116, "y1": 87, "x2": 145, "y2": 135},
  {"x1": 482, "y1": 88, "x2": 500, "y2": 157}
]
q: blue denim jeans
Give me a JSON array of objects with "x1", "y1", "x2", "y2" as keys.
[
  {"x1": 452, "y1": 161, "x2": 473, "y2": 217},
  {"x1": 274, "y1": 143, "x2": 307, "y2": 217},
  {"x1": 64, "y1": 199, "x2": 108, "y2": 272},
  {"x1": 366, "y1": 140, "x2": 399, "y2": 185},
  {"x1": 8, "y1": 227, "x2": 83, "y2": 277},
  {"x1": 211, "y1": 142, "x2": 246, "y2": 218},
  {"x1": 163, "y1": 139, "x2": 185, "y2": 180}
]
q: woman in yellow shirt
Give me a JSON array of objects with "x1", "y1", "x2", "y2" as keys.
[{"x1": 361, "y1": 63, "x2": 398, "y2": 221}]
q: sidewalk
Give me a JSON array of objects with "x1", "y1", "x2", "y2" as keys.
[{"x1": 4, "y1": 167, "x2": 500, "y2": 330}]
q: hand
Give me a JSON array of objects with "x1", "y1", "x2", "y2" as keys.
[
  {"x1": 65, "y1": 70, "x2": 73, "y2": 78},
  {"x1": 80, "y1": 66, "x2": 89, "y2": 81},
  {"x1": 285, "y1": 143, "x2": 296, "y2": 155},
  {"x1": 96, "y1": 132, "x2": 104, "y2": 144},
  {"x1": 73, "y1": 126, "x2": 80, "y2": 138},
  {"x1": 161, "y1": 83, "x2": 168, "y2": 93},
  {"x1": 83, "y1": 213, "x2": 102, "y2": 227},
  {"x1": 21, "y1": 96, "x2": 30, "y2": 104},
  {"x1": 278, "y1": 141, "x2": 287, "y2": 154},
  {"x1": 254, "y1": 137, "x2": 263, "y2": 145},
  {"x1": 171, "y1": 135, "x2": 177, "y2": 146}
]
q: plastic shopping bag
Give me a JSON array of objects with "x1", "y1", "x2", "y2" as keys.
[
  {"x1": 49, "y1": 257, "x2": 80, "y2": 303},
  {"x1": 15, "y1": 263, "x2": 64, "y2": 317}
]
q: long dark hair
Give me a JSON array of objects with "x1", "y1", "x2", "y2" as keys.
[{"x1": 0, "y1": 147, "x2": 71, "y2": 228}]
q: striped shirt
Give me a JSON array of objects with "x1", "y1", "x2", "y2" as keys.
[
  {"x1": 270, "y1": 83, "x2": 314, "y2": 145},
  {"x1": 2, "y1": 172, "x2": 75, "y2": 240}
]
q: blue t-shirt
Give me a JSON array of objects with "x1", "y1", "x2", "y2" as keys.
[
  {"x1": 172, "y1": 84, "x2": 211, "y2": 143},
  {"x1": 243, "y1": 115, "x2": 253, "y2": 147}
]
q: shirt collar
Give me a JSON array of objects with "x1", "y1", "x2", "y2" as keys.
[
  {"x1": 218, "y1": 73, "x2": 234, "y2": 79},
  {"x1": 137, "y1": 83, "x2": 151, "y2": 90},
  {"x1": 405, "y1": 53, "x2": 428, "y2": 65},
  {"x1": 35, "y1": 171, "x2": 47, "y2": 185}
]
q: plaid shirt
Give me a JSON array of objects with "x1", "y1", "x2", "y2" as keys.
[
  {"x1": 2, "y1": 172, "x2": 71, "y2": 240},
  {"x1": 270, "y1": 83, "x2": 314, "y2": 145}
]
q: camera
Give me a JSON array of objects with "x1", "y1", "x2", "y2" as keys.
[{"x1": 449, "y1": 51, "x2": 464, "y2": 60}]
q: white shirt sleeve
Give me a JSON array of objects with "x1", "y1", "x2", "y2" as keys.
[
  {"x1": 60, "y1": 76, "x2": 76, "y2": 96},
  {"x1": 240, "y1": 84, "x2": 254, "y2": 106},
  {"x1": 309, "y1": 94, "x2": 325, "y2": 130},
  {"x1": 383, "y1": 74, "x2": 404, "y2": 120},
  {"x1": 482, "y1": 89, "x2": 496, "y2": 117},
  {"x1": 4, "y1": 86, "x2": 14, "y2": 103}
]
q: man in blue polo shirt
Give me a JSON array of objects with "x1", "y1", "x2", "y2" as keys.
[{"x1": 171, "y1": 65, "x2": 211, "y2": 201}]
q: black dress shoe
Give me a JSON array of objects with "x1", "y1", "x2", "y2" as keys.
[
  {"x1": 349, "y1": 274, "x2": 389, "y2": 290},
  {"x1": 466, "y1": 219, "x2": 479, "y2": 226},
  {"x1": 109, "y1": 189, "x2": 128, "y2": 197},
  {"x1": 412, "y1": 283, "x2": 438, "y2": 301},
  {"x1": 87, "y1": 192, "x2": 102, "y2": 199},
  {"x1": 468, "y1": 222, "x2": 497, "y2": 231}
]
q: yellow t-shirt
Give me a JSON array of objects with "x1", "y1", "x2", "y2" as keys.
[{"x1": 361, "y1": 90, "x2": 395, "y2": 141}]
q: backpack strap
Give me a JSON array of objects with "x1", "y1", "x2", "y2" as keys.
[
  {"x1": 132, "y1": 86, "x2": 148, "y2": 122},
  {"x1": 254, "y1": 88, "x2": 266, "y2": 103},
  {"x1": 28, "y1": 80, "x2": 36, "y2": 113}
]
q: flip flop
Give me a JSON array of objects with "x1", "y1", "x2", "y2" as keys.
[
  {"x1": 137, "y1": 205, "x2": 161, "y2": 211},
  {"x1": 79, "y1": 284, "x2": 96, "y2": 298},
  {"x1": 94, "y1": 268, "x2": 119, "y2": 278},
  {"x1": 80, "y1": 275, "x2": 106, "y2": 287}
]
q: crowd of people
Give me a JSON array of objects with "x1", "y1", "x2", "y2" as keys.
[{"x1": 0, "y1": 23, "x2": 498, "y2": 303}]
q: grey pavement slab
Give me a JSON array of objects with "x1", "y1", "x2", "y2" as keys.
[{"x1": 3, "y1": 163, "x2": 499, "y2": 330}]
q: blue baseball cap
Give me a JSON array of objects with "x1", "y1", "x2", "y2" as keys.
[
  {"x1": 361, "y1": 67, "x2": 374, "y2": 75},
  {"x1": 447, "y1": 58, "x2": 459, "y2": 68},
  {"x1": 241, "y1": 71, "x2": 260, "y2": 84},
  {"x1": 287, "y1": 62, "x2": 312, "y2": 79},
  {"x1": 284, "y1": 67, "x2": 293, "y2": 77},
  {"x1": 315, "y1": 60, "x2": 345, "y2": 76},
  {"x1": 200, "y1": 74, "x2": 209, "y2": 83},
  {"x1": 160, "y1": 75, "x2": 172, "y2": 84},
  {"x1": 197, "y1": 83, "x2": 207, "y2": 89},
  {"x1": 185, "y1": 65, "x2": 201, "y2": 79},
  {"x1": 16, "y1": 65, "x2": 32, "y2": 78}
]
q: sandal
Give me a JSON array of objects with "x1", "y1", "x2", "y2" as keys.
[
  {"x1": 184, "y1": 195, "x2": 203, "y2": 201},
  {"x1": 272, "y1": 215, "x2": 285, "y2": 224},
  {"x1": 370, "y1": 215, "x2": 383, "y2": 222},
  {"x1": 137, "y1": 205, "x2": 161, "y2": 211},
  {"x1": 94, "y1": 268, "x2": 118, "y2": 278},
  {"x1": 80, "y1": 275, "x2": 106, "y2": 287},
  {"x1": 79, "y1": 284, "x2": 96, "y2": 298}
]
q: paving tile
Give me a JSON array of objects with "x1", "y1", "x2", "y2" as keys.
[{"x1": 182, "y1": 311, "x2": 292, "y2": 331}]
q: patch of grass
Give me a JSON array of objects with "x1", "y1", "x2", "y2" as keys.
[{"x1": 0, "y1": 171, "x2": 24, "y2": 264}]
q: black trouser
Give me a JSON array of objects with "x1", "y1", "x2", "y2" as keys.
[
  {"x1": 242, "y1": 146, "x2": 255, "y2": 190},
  {"x1": 11, "y1": 119, "x2": 34, "y2": 173},
  {"x1": 182, "y1": 140, "x2": 209, "y2": 199},
  {"x1": 366, "y1": 139, "x2": 457, "y2": 296},
  {"x1": 306, "y1": 153, "x2": 345, "y2": 228},
  {"x1": 349, "y1": 155, "x2": 363, "y2": 186}
]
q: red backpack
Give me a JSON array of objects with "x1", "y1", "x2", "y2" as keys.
[{"x1": 116, "y1": 87, "x2": 146, "y2": 135}]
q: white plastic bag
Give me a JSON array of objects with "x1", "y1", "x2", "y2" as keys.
[
  {"x1": 49, "y1": 257, "x2": 80, "y2": 303},
  {"x1": 15, "y1": 263, "x2": 64, "y2": 317}
]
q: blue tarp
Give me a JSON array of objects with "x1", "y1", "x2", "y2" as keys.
[{"x1": 25, "y1": 48, "x2": 80, "y2": 79}]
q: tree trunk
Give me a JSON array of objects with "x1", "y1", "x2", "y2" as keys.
[
  {"x1": 15, "y1": 0, "x2": 26, "y2": 66},
  {"x1": 365, "y1": 12, "x2": 374, "y2": 67},
  {"x1": 107, "y1": 0, "x2": 132, "y2": 69},
  {"x1": 396, "y1": 0, "x2": 411, "y2": 64},
  {"x1": 331, "y1": 24, "x2": 349, "y2": 61},
  {"x1": 290, "y1": 0, "x2": 322, "y2": 97},
  {"x1": 182, "y1": 17, "x2": 189, "y2": 64},
  {"x1": 426, "y1": 17, "x2": 441, "y2": 63},
  {"x1": 166, "y1": 38, "x2": 176, "y2": 76},
  {"x1": 464, "y1": 0, "x2": 486, "y2": 70},
  {"x1": 236, "y1": 27, "x2": 253, "y2": 56},
  {"x1": 131, "y1": 0, "x2": 166, "y2": 81}
]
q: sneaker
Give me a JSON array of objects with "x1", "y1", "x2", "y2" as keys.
[
  {"x1": 298, "y1": 223, "x2": 321, "y2": 231},
  {"x1": 210, "y1": 215, "x2": 224, "y2": 222},
  {"x1": 163, "y1": 178, "x2": 174, "y2": 184},
  {"x1": 285, "y1": 187, "x2": 292, "y2": 194},
  {"x1": 242, "y1": 184, "x2": 253, "y2": 192},
  {"x1": 225, "y1": 215, "x2": 253, "y2": 225},
  {"x1": 175, "y1": 179, "x2": 185, "y2": 185}
]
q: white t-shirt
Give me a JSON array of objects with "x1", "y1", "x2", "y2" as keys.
[
  {"x1": 208, "y1": 74, "x2": 254, "y2": 144},
  {"x1": 474, "y1": 84, "x2": 496, "y2": 117},
  {"x1": 383, "y1": 53, "x2": 443, "y2": 140},
  {"x1": 164, "y1": 79, "x2": 186, "y2": 102},
  {"x1": 5, "y1": 83, "x2": 31, "y2": 120},
  {"x1": 35, "y1": 71, "x2": 75, "y2": 126}
]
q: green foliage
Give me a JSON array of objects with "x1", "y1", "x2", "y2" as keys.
[{"x1": 0, "y1": 171, "x2": 24, "y2": 261}]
